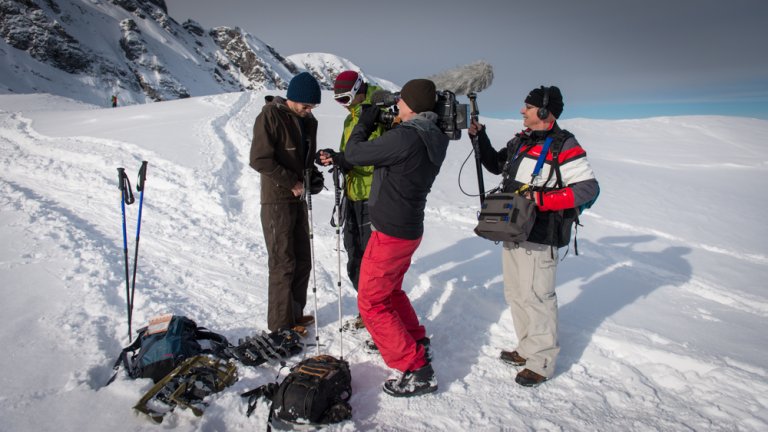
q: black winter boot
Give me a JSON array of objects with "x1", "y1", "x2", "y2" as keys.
[{"x1": 383, "y1": 363, "x2": 438, "y2": 397}]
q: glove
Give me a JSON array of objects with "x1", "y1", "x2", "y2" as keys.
[
  {"x1": 316, "y1": 148, "x2": 336, "y2": 165},
  {"x1": 310, "y1": 169, "x2": 324, "y2": 194},
  {"x1": 358, "y1": 104, "x2": 380, "y2": 130}
]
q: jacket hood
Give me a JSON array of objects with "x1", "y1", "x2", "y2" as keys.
[{"x1": 402, "y1": 112, "x2": 449, "y2": 166}]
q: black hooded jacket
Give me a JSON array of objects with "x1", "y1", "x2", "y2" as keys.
[{"x1": 344, "y1": 112, "x2": 449, "y2": 240}]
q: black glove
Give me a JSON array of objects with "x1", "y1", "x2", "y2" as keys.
[
  {"x1": 316, "y1": 148, "x2": 336, "y2": 165},
  {"x1": 358, "y1": 104, "x2": 380, "y2": 130},
  {"x1": 310, "y1": 169, "x2": 324, "y2": 195}
]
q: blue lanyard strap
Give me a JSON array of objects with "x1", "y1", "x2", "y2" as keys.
[{"x1": 531, "y1": 136, "x2": 553, "y2": 180}]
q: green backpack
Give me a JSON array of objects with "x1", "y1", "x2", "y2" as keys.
[{"x1": 109, "y1": 315, "x2": 230, "y2": 383}]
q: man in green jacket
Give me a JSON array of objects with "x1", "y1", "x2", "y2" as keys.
[
  {"x1": 319, "y1": 70, "x2": 386, "y2": 330},
  {"x1": 250, "y1": 72, "x2": 323, "y2": 336}
]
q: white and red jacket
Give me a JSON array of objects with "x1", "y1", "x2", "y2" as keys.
[{"x1": 476, "y1": 124, "x2": 599, "y2": 246}]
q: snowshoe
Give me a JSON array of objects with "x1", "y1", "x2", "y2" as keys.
[
  {"x1": 225, "y1": 328, "x2": 303, "y2": 367},
  {"x1": 133, "y1": 355, "x2": 237, "y2": 423}
]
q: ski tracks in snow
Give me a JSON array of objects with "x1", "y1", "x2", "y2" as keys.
[
  {"x1": 0, "y1": 109, "x2": 140, "y2": 390},
  {"x1": 0, "y1": 101, "x2": 267, "y2": 386}
]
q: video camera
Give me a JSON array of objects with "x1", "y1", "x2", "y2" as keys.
[
  {"x1": 434, "y1": 90, "x2": 469, "y2": 140},
  {"x1": 372, "y1": 90, "x2": 469, "y2": 140}
]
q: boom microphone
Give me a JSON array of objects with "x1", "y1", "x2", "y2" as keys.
[{"x1": 427, "y1": 61, "x2": 494, "y2": 95}]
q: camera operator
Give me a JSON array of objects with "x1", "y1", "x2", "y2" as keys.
[
  {"x1": 316, "y1": 71, "x2": 387, "y2": 332},
  {"x1": 319, "y1": 78, "x2": 448, "y2": 397},
  {"x1": 469, "y1": 85, "x2": 599, "y2": 387}
]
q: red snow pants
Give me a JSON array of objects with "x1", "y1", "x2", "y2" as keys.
[{"x1": 358, "y1": 231, "x2": 428, "y2": 372}]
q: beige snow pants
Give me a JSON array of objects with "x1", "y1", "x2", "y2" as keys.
[{"x1": 502, "y1": 240, "x2": 560, "y2": 378}]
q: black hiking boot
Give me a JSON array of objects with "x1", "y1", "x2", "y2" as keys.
[
  {"x1": 383, "y1": 363, "x2": 438, "y2": 397},
  {"x1": 515, "y1": 368, "x2": 547, "y2": 387},
  {"x1": 500, "y1": 350, "x2": 526, "y2": 366}
]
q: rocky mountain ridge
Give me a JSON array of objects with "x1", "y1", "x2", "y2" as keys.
[{"x1": 0, "y1": 0, "x2": 394, "y2": 107}]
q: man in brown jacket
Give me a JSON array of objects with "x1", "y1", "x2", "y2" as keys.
[{"x1": 249, "y1": 72, "x2": 323, "y2": 336}]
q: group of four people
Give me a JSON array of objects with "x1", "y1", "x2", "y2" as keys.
[{"x1": 249, "y1": 71, "x2": 599, "y2": 397}]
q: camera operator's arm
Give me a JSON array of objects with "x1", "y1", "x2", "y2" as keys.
[
  {"x1": 469, "y1": 119, "x2": 507, "y2": 175},
  {"x1": 316, "y1": 148, "x2": 354, "y2": 172},
  {"x1": 345, "y1": 122, "x2": 408, "y2": 168},
  {"x1": 356, "y1": 104, "x2": 380, "y2": 138}
]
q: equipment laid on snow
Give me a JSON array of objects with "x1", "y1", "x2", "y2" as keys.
[
  {"x1": 242, "y1": 354, "x2": 352, "y2": 425},
  {"x1": 129, "y1": 161, "x2": 148, "y2": 339},
  {"x1": 225, "y1": 329, "x2": 303, "y2": 367},
  {"x1": 117, "y1": 166, "x2": 135, "y2": 340},
  {"x1": 108, "y1": 314, "x2": 230, "y2": 384},
  {"x1": 116, "y1": 161, "x2": 148, "y2": 341},
  {"x1": 134, "y1": 355, "x2": 238, "y2": 423}
]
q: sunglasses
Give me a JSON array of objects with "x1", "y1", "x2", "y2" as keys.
[{"x1": 334, "y1": 74, "x2": 363, "y2": 106}]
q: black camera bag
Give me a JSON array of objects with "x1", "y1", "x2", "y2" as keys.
[
  {"x1": 272, "y1": 355, "x2": 352, "y2": 424},
  {"x1": 474, "y1": 192, "x2": 536, "y2": 243},
  {"x1": 243, "y1": 355, "x2": 352, "y2": 426}
]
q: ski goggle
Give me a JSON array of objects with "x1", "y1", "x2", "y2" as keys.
[{"x1": 334, "y1": 74, "x2": 363, "y2": 107}]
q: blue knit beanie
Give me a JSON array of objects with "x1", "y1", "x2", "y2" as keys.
[{"x1": 286, "y1": 72, "x2": 321, "y2": 104}]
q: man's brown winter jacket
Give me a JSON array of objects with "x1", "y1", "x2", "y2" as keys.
[{"x1": 250, "y1": 96, "x2": 318, "y2": 204}]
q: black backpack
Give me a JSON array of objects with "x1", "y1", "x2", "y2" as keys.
[
  {"x1": 109, "y1": 315, "x2": 230, "y2": 384},
  {"x1": 243, "y1": 355, "x2": 352, "y2": 426},
  {"x1": 545, "y1": 130, "x2": 599, "y2": 252}
]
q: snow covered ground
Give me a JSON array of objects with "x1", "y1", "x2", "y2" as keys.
[{"x1": 0, "y1": 91, "x2": 766, "y2": 431}]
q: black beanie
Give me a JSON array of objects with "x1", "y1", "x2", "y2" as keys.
[
  {"x1": 400, "y1": 79, "x2": 436, "y2": 113},
  {"x1": 287, "y1": 72, "x2": 321, "y2": 104},
  {"x1": 524, "y1": 86, "x2": 564, "y2": 119}
]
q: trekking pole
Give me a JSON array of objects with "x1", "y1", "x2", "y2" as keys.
[
  {"x1": 117, "y1": 168, "x2": 135, "y2": 341},
  {"x1": 468, "y1": 93, "x2": 486, "y2": 204},
  {"x1": 331, "y1": 166, "x2": 345, "y2": 359},
  {"x1": 303, "y1": 169, "x2": 321, "y2": 356},
  {"x1": 128, "y1": 161, "x2": 148, "y2": 340}
]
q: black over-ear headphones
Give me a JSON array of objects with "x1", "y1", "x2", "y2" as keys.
[{"x1": 537, "y1": 86, "x2": 550, "y2": 120}]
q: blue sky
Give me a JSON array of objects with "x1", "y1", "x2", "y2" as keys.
[{"x1": 165, "y1": 0, "x2": 768, "y2": 120}]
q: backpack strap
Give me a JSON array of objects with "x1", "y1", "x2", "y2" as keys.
[
  {"x1": 543, "y1": 130, "x2": 581, "y2": 257},
  {"x1": 195, "y1": 327, "x2": 232, "y2": 357},
  {"x1": 242, "y1": 382, "x2": 280, "y2": 432},
  {"x1": 104, "y1": 327, "x2": 147, "y2": 386}
]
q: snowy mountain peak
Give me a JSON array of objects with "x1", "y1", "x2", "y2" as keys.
[{"x1": 0, "y1": 0, "x2": 396, "y2": 106}]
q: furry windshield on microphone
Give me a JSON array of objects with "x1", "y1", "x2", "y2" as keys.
[{"x1": 427, "y1": 61, "x2": 494, "y2": 95}]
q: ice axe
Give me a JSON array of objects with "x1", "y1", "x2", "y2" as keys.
[{"x1": 428, "y1": 61, "x2": 494, "y2": 204}]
